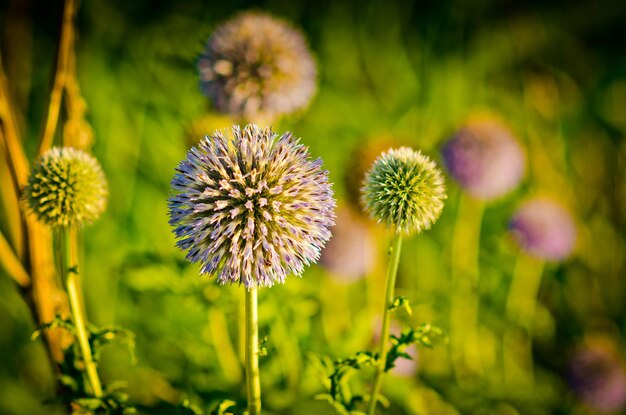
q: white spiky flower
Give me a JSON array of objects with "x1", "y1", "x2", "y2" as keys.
[
  {"x1": 362, "y1": 147, "x2": 446, "y2": 235},
  {"x1": 168, "y1": 124, "x2": 335, "y2": 288}
]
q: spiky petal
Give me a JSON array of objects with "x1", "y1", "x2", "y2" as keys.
[
  {"x1": 509, "y1": 198, "x2": 576, "y2": 261},
  {"x1": 442, "y1": 119, "x2": 525, "y2": 200},
  {"x1": 168, "y1": 124, "x2": 335, "y2": 288},
  {"x1": 23, "y1": 147, "x2": 108, "y2": 227},
  {"x1": 197, "y1": 11, "x2": 317, "y2": 122},
  {"x1": 362, "y1": 147, "x2": 446, "y2": 235}
]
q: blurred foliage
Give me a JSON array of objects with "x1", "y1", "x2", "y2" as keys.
[{"x1": 1, "y1": 0, "x2": 626, "y2": 414}]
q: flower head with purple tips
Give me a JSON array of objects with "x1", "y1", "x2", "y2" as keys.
[
  {"x1": 510, "y1": 198, "x2": 576, "y2": 261},
  {"x1": 168, "y1": 124, "x2": 335, "y2": 288},
  {"x1": 442, "y1": 119, "x2": 525, "y2": 200},
  {"x1": 197, "y1": 11, "x2": 317, "y2": 122}
]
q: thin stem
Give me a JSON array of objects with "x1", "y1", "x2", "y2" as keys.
[
  {"x1": 37, "y1": 0, "x2": 75, "y2": 155},
  {"x1": 449, "y1": 194, "x2": 484, "y2": 377},
  {"x1": 368, "y1": 233, "x2": 403, "y2": 415},
  {"x1": 503, "y1": 255, "x2": 544, "y2": 389},
  {"x1": 61, "y1": 227, "x2": 103, "y2": 398},
  {"x1": 0, "y1": 229, "x2": 30, "y2": 287},
  {"x1": 208, "y1": 308, "x2": 242, "y2": 384},
  {"x1": 245, "y1": 286, "x2": 261, "y2": 415},
  {"x1": 506, "y1": 254, "x2": 545, "y2": 325}
]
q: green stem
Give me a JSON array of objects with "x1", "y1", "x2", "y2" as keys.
[
  {"x1": 450, "y1": 195, "x2": 484, "y2": 377},
  {"x1": 61, "y1": 227, "x2": 103, "y2": 398},
  {"x1": 506, "y1": 254, "x2": 545, "y2": 326},
  {"x1": 245, "y1": 286, "x2": 261, "y2": 415},
  {"x1": 503, "y1": 254, "x2": 545, "y2": 389},
  {"x1": 368, "y1": 233, "x2": 403, "y2": 415}
]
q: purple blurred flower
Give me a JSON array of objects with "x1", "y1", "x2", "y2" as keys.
[
  {"x1": 168, "y1": 124, "x2": 335, "y2": 288},
  {"x1": 510, "y1": 198, "x2": 576, "y2": 261},
  {"x1": 568, "y1": 342, "x2": 626, "y2": 412},
  {"x1": 442, "y1": 120, "x2": 525, "y2": 200},
  {"x1": 319, "y1": 207, "x2": 375, "y2": 283},
  {"x1": 197, "y1": 11, "x2": 316, "y2": 122}
]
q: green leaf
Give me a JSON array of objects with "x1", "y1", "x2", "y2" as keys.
[
  {"x1": 32, "y1": 315, "x2": 75, "y2": 341},
  {"x1": 89, "y1": 325, "x2": 137, "y2": 364},
  {"x1": 388, "y1": 296, "x2": 412, "y2": 316},
  {"x1": 384, "y1": 323, "x2": 447, "y2": 371},
  {"x1": 259, "y1": 335, "x2": 268, "y2": 357},
  {"x1": 179, "y1": 399, "x2": 204, "y2": 415}
]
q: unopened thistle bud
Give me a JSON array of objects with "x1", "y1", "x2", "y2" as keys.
[
  {"x1": 197, "y1": 11, "x2": 316, "y2": 122},
  {"x1": 362, "y1": 147, "x2": 446, "y2": 235},
  {"x1": 24, "y1": 147, "x2": 108, "y2": 227},
  {"x1": 168, "y1": 124, "x2": 335, "y2": 288}
]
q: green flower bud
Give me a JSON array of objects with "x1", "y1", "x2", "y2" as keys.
[
  {"x1": 362, "y1": 147, "x2": 446, "y2": 235},
  {"x1": 24, "y1": 147, "x2": 108, "y2": 227}
]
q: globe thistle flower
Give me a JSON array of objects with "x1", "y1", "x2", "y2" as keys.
[
  {"x1": 24, "y1": 147, "x2": 108, "y2": 227},
  {"x1": 197, "y1": 11, "x2": 317, "y2": 122},
  {"x1": 510, "y1": 198, "x2": 576, "y2": 261},
  {"x1": 442, "y1": 119, "x2": 525, "y2": 200},
  {"x1": 362, "y1": 147, "x2": 446, "y2": 235},
  {"x1": 568, "y1": 341, "x2": 626, "y2": 412},
  {"x1": 319, "y1": 207, "x2": 375, "y2": 283},
  {"x1": 168, "y1": 124, "x2": 335, "y2": 288}
]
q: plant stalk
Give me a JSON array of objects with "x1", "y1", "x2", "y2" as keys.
[
  {"x1": 368, "y1": 232, "x2": 403, "y2": 415},
  {"x1": 450, "y1": 195, "x2": 484, "y2": 377},
  {"x1": 61, "y1": 226, "x2": 103, "y2": 398},
  {"x1": 245, "y1": 286, "x2": 261, "y2": 415}
]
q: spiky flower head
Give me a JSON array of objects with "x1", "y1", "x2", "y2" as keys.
[
  {"x1": 362, "y1": 147, "x2": 446, "y2": 235},
  {"x1": 442, "y1": 119, "x2": 525, "y2": 200},
  {"x1": 197, "y1": 11, "x2": 317, "y2": 122},
  {"x1": 168, "y1": 124, "x2": 335, "y2": 288},
  {"x1": 509, "y1": 198, "x2": 576, "y2": 261},
  {"x1": 24, "y1": 147, "x2": 108, "y2": 227}
]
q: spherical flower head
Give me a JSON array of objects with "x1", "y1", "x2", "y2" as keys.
[
  {"x1": 442, "y1": 119, "x2": 525, "y2": 200},
  {"x1": 319, "y1": 207, "x2": 375, "y2": 283},
  {"x1": 197, "y1": 11, "x2": 317, "y2": 122},
  {"x1": 24, "y1": 147, "x2": 108, "y2": 227},
  {"x1": 362, "y1": 147, "x2": 446, "y2": 235},
  {"x1": 509, "y1": 198, "x2": 576, "y2": 261},
  {"x1": 168, "y1": 124, "x2": 335, "y2": 288},
  {"x1": 568, "y1": 341, "x2": 626, "y2": 412}
]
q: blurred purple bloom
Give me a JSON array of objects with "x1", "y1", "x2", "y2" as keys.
[
  {"x1": 510, "y1": 198, "x2": 576, "y2": 261},
  {"x1": 568, "y1": 342, "x2": 626, "y2": 412},
  {"x1": 442, "y1": 120, "x2": 525, "y2": 200},
  {"x1": 319, "y1": 207, "x2": 375, "y2": 283},
  {"x1": 197, "y1": 11, "x2": 316, "y2": 122},
  {"x1": 168, "y1": 124, "x2": 335, "y2": 288}
]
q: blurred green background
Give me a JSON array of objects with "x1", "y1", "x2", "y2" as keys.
[{"x1": 1, "y1": 0, "x2": 625, "y2": 414}]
